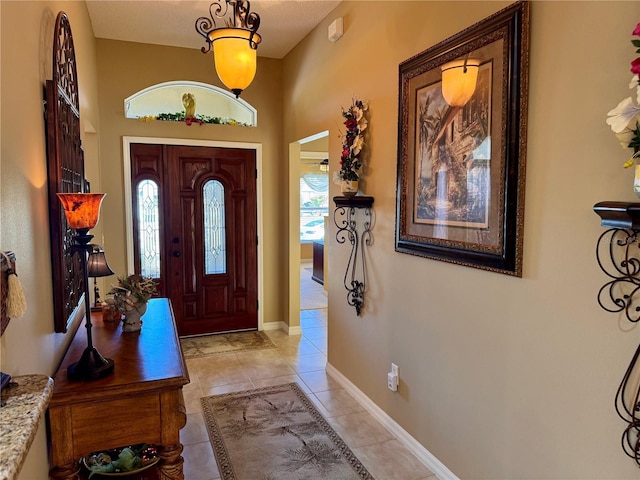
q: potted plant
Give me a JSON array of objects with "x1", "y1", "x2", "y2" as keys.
[
  {"x1": 108, "y1": 274, "x2": 157, "y2": 332},
  {"x1": 334, "y1": 97, "x2": 368, "y2": 196}
]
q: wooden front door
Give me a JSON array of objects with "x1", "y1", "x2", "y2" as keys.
[{"x1": 130, "y1": 143, "x2": 258, "y2": 336}]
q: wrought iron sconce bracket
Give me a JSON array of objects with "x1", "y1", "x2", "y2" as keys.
[
  {"x1": 333, "y1": 196, "x2": 374, "y2": 316},
  {"x1": 593, "y1": 201, "x2": 640, "y2": 466}
]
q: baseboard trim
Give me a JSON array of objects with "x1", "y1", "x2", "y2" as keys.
[
  {"x1": 262, "y1": 321, "x2": 302, "y2": 336},
  {"x1": 261, "y1": 321, "x2": 283, "y2": 331},
  {"x1": 325, "y1": 363, "x2": 460, "y2": 480}
]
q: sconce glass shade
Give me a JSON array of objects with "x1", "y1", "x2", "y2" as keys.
[
  {"x1": 57, "y1": 193, "x2": 106, "y2": 231},
  {"x1": 319, "y1": 159, "x2": 329, "y2": 172},
  {"x1": 87, "y1": 246, "x2": 114, "y2": 278},
  {"x1": 441, "y1": 59, "x2": 480, "y2": 107},
  {"x1": 210, "y1": 29, "x2": 261, "y2": 97}
]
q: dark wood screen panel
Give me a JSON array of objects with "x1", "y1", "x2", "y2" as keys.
[{"x1": 46, "y1": 11, "x2": 88, "y2": 333}]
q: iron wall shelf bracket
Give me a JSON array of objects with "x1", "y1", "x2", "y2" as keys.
[
  {"x1": 333, "y1": 196, "x2": 374, "y2": 316},
  {"x1": 593, "y1": 201, "x2": 640, "y2": 466}
]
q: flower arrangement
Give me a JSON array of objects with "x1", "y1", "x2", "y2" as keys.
[
  {"x1": 334, "y1": 98, "x2": 368, "y2": 182},
  {"x1": 108, "y1": 274, "x2": 157, "y2": 313},
  {"x1": 137, "y1": 113, "x2": 250, "y2": 127},
  {"x1": 606, "y1": 22, "x2": 640, "y2": 168}
]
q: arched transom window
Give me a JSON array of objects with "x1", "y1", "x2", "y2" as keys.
[{"x1": 124, "y1": 80, "x2": 257, "y2": 126}]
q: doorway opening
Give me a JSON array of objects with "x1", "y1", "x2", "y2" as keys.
[{"x1": 288, "y1": 131, "x2": 329, "y2": 331}]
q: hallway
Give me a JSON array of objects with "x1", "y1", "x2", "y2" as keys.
[{"x1": 178, "y1": 266, "x2": 435, "y2": 479}]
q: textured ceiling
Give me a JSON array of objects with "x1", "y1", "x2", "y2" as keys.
[{"x1": 86, "y1": 0, "x2": 342, "y2": 59}]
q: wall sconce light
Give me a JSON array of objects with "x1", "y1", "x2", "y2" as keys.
[
  {"x1": 319, "y1": 159, "x2": 329, "y2": 172},
  {"x1": 87, "y1": 245, "x2": 114, "y2": 311},
  {"x1": 195, "y1": 0, "x2": 262, "y2": 98},
  {"x1": 57, "y1": 193, "x2": 114, "y2": 381},
  {"x1": 441, "y1": 57, "x2": 480, "y2": 107}
]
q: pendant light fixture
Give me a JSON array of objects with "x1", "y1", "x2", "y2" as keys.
[
  {"x1": 441, "y1": 57, "x2": 480, "y2": 107},
  {"x1": 195, "y1": 1, "x2": 262, "y2": 98}
]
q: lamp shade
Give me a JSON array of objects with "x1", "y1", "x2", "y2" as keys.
[
  {"x1": 57, "y1": 193, "x2": 105, "y2": 230},
  {"x1": 441, "y1": 59, "x2": 480, "y2": 107},
  {"x1": 87, "y1": 246, "x2": 114, "y2": 278},
  {"x1": 210, "y1": 28, "x2": 261, "y2": 97}
]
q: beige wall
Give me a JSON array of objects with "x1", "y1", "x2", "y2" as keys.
[
  {"x1": 2, "y1": 0, "x2": 640, "y2": 479},
  {"x1": 1, "y1": 2, "x2": 101, "y2": 478},
  {"x1": 94, "y1": 39, "x2": 286, "y2": 328},
  {"x1": 284, "y1": 1, "x2": 640, "y2": 479}
]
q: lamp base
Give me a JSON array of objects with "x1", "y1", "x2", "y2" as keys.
[{"x1": 67, "y1": 346, "x2": 115, "y2": 381}]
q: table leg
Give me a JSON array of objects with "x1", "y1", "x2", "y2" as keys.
[
  {"x1": 49, "y1": 461, "x2": 80, "y2": 480},
  {"x1": 157, "y1": 443, "x2": 184, "y2": 480}
]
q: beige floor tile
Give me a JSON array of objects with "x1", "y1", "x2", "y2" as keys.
[
  {"x1": 301, "y1": 326, "x2": 328, "y2": 340},
  {"x1": 182, "y1": 441, "x2": 220, "y2": 480},
  {"x1": 275, "y1": 338, "x2": 323, "y2": 357},
  {"x1": 201, "y1": 381, "x2": 255, "y2": 397},
  {"x1": 237, "y1": 357, "x2": 297, "y2": 380},
  {"x1": 306, "y1": 392, "x2": 335, "y2": 418},
  {"x1": 297, "y1": 369, "x2": 341, "y2": 392},
  {"x1": 181, "y1": 413, "x2": 210, "y2": 445},
  {"x1": 183, "y1": 382, "x2": 205, "y2": 414},
  {"x1": 251, "y1": 375, "x2": 312, "y2": 393},
  {"x1": 285, "y1": 352, "x2": 327, "y2": 373},
  {"x1": 351, "y1": 439, "x2": 435, "y2": 480},
  {"x1": 300, "y1": 315, "x2": 326, "y2": 329},
  {"x1": 234, "y1": 348, "x2": 282, "y2": 363},
  {"x1": 313, "y1": 388, "x2": 366, "y2": 417},
  {"x1": 326, "y1": 410, "x2": 395, "y2": 448},
  {"x1": 308, "y1": 336, "x2": 327, "y2": 353}
]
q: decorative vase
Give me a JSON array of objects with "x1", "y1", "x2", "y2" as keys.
[
  {"x1": 341, "y1": 180, "x2": 359, "y2": 197},
  {"x1": 122, "y1": 301, "x2": 147, "y2": 332}
]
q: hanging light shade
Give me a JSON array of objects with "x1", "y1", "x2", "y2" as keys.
[
  {"x1": 441, "y1": 58, "x2": 480, "y2": 107},
  {"x1": 195, "y1": 1, "x2": 262, "y2": 98}
]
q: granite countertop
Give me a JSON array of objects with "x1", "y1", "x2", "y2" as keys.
[{"x1": 0, "y1": 374, "x2": 54, "y2": 480}]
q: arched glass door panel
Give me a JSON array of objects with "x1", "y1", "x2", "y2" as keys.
[
  {"x1": 137, "y1": 179, "x2": 161, "y2": 278},
  {"x1": 203, "y1": 180, "x2": 227, "y2": 275}
]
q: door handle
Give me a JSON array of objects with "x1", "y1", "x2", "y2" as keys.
[{"x1": 173, "y1": 251, "x2": 181, "y2": 257}]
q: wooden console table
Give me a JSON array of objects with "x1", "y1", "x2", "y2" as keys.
[{"x1": 48, "y1": 298, "x2": 189, "y2": 479}]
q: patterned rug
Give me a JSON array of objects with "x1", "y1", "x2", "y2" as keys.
[
  {"x1": 201, "y1": 383, "x2": 375, "y2": 480},
  {"x1": 180, "y1": 331, "x2": 276, "y2": 359}
]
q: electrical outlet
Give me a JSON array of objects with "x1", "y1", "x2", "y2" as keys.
[
  {"x1": 388, "y1": 363, "x2": 399, "y2": 391},
  {"x1": 387, "y1": 372, "x2": 398, "y2": 391}
]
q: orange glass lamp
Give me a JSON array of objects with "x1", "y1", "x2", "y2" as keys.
[
  {"x1": 195, "y1": 1, "x2": 262, "y2": 98},
  {"x1": 57, "y1": 193, "x2": 114, "y2": 381},
  {"x1": 441, "y1": 58, "x2": 480, "y2": 107}
]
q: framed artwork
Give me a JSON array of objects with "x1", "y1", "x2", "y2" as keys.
[{"x1": 395, "y1": 1, "x2": 529, "y2": 276}]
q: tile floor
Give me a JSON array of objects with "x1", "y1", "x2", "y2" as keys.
[{"x1": 178, "y1": 267, "x2": 436, "y2": 480}]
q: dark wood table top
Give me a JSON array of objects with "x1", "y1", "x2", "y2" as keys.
[{"x1": 50, "y1": 298, "x2": 189, "y2": 407}]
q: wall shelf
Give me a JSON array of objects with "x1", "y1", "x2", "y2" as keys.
[
  {"x1": 593, "y1": 201, "x2": 640, "y2": 467},
  {"x1": 333, "y1": 196, "x2": 374, "y2": 315}
]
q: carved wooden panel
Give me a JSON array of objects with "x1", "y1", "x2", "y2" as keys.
[{"x1": 46, "y1": 11, "x2": 87, "y2": 333}]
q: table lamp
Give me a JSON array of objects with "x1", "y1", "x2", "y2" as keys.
[
  {"x1": 87, "y1": 245, "x2": 114, "y2": 311},
  {"x1": 57, "y1": 193, "x2": 115, "y2": 381}
]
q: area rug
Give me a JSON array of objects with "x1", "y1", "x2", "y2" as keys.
[
  {"x1": 201, "y1": 382, "x2": 375, "y2": 480},
  {"x1": 180, "y1": 331, "x2": 276, "y2": 359}
]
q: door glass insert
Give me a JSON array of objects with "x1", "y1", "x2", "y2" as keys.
[
  {"x1": 203, "y1": 180, "x2": 227, "y2": 274},
  {"x1": 137, "y1": 179, "x2": 161, "y2": 278}
]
